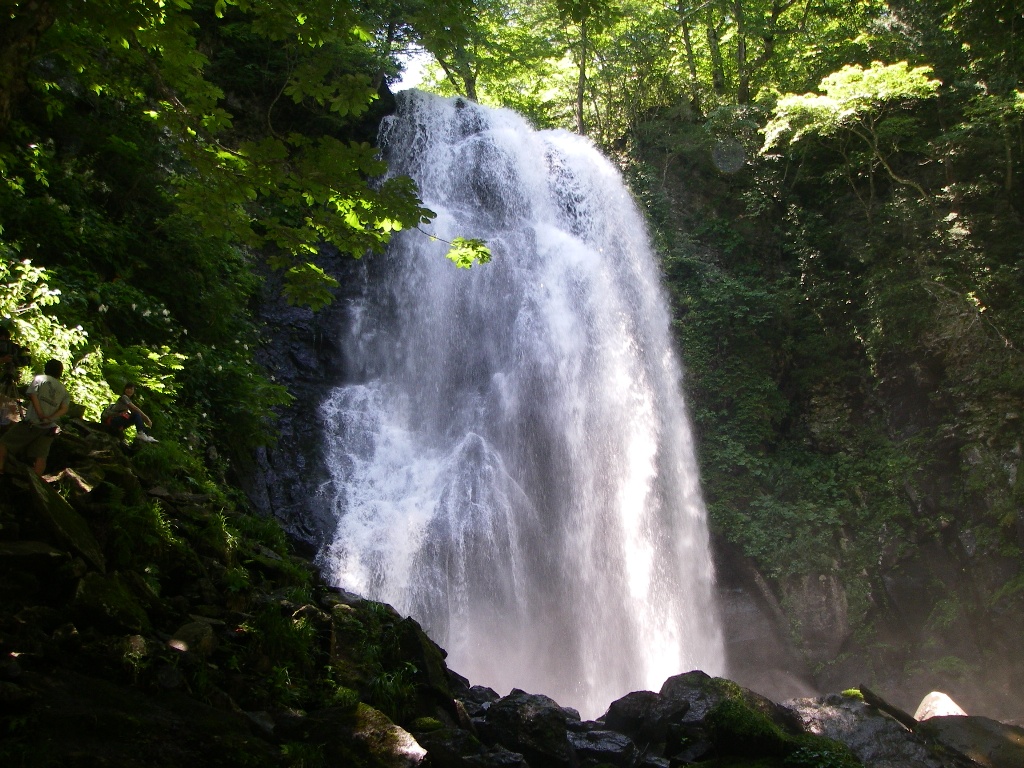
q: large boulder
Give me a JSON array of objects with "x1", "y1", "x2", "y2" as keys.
[
  {"x1": 788, "y1": 694, "x2": 977, "y2": 768},
  {"x1": 918, "y1": 716, "x2": 1024, "y2": 768},
  {"x1": 915, "y1": 692, "x2": 968, "y2": 721},
  {"x1": 601, "y1": 689, "x2": 689, "y2": 746},
  {"x1": 286, "y1": 703, "x2": 427, "y2": 767},
  {"x1": 28, "y1": 471, "x2": 105, "y2": 573},
  {"x1": 478, "y1": 689, "x2": 579, "y2": 768},
  {"x1": 659, "y1": 670, "x2": 802, "y2": 733},
  {"x1": 566, "y1": 728, "x2": 635, "y2": 766},
  {"x1": 413, "y1": 725, "x2": 487, "y2": 767}
]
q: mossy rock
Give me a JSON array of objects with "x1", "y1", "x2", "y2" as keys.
[
  {"x1": 28, "y1": 472, "x2": 106, "y2": 573},
  {"x1": 706, "y1": 698, "x2": 790, "y2": 759},
  {"x1": 409, "y1": 716, "x2": 445, "y2": 733},
  {"x1": 783, "y1": 737, "x2": 862, "y2": 767},
  {"x1": 294, "y1": 703, "x2": 427, "y2": 768},
  {"x1": 71, "y1": 571, "x2": 151, "y2": 633},
  {"x1": 704, "y1": 699, "x2": 862, "y2": 766},
  {"x1": 415, "y1": 726, "x2": 488, "y2": 767}
]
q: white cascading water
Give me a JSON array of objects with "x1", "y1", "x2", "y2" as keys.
[{"x1": 318, "y1": 90, "x2": 725, "y2": 718}]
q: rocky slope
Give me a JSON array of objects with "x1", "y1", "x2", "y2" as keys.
[{"x1": 3, "y1": 418, "x2": 1023, "y2": 767}]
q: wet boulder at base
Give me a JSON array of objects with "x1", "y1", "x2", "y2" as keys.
[
  {"x1": 566, "y1": 726, "x2": 636, "y2": 766},
  {"x1": 477, "y1": 689, "x2": 580, "y2": 768},
  {"x1": 788, "y1": 693, "x2": 978, "y2": 768},
  {"x1": 918, "y1": 716, "x2": 1024, "y2": 768},
  {"x1": 283, "y1": 703, "x2": 428, "y2": 768},
  {"x1": 601, "y1": 689, "x2": 690, "y2": 747},
  {"x1": 916, "y1": 692, "x2": 969, "y2": 720}
]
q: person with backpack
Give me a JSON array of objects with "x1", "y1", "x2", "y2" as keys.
[
  {"x1": 0, "y1": 359, "x2": 70, "y2": 476},
  {"x1": 102, "y1": 382, "x2": 158, "y2": 444}
]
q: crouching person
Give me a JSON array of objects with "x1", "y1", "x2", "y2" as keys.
[
  {"x1": 102, "y1": 382, "x2": 157, "y2": 444},
  {"x1": 0, "y1": 359, "x2": 70, "y2": 476}
]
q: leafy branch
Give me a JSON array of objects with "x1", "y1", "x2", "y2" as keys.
[{"x1": 416, "y1": 228, "x2": 492, "y2": 269}]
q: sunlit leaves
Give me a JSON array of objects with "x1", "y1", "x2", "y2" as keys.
[
  {"x1": 763, "y1": 62, "x2": 941, "y2": 150},
  {"x1": 0, "y1": 252, "x2": 108, "y2": 412},
  {"x1": 445, "y1": 237, "x2": 492, "y2": 268},
  {"x1": 762, "y1": 62, "x2": 941, "y2": 200},
  {"x1": 4, "y1": 0, "x2": 451, "y2": 311}
]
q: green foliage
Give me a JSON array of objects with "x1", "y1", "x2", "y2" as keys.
[
  {"x1": 0, "y1": 0, "x2": 501, "y2": 473},
  {"x1": 706, "y1": 699, "x2": 789, "y2": 759},
  {"x1": 200, "y1": 511, "x2": 242, "y2": 561},
  {"x1": 764, "y1": 62, "x2": 941, "y2": 202},
  {"x1": 0, "y1": 256, "x2": 107, "y2": 407},
  {"x1": 763, "y1": 62, "x2": 941, "y2": 149},
  {"x1": 282, "y1": 262, "x2": 340, "y2": 312},
  {"x1": 444, "y1": 237, "x2": 492, "y2": 269},
  {"x1": 106, "y1": 494, "x2": 187, "y2": 570},
  {"x1": 234, "y1": 510, "x2": 291, "y2": 553},
  {"x1": 626, "y1": 15, "x2": 1022, "y2": 638},
  {"x1": 329, "y1": 683, "x2": 361, "y2": 711},
  {"x1": 244, "y1": 600, "x2": 317, "y2": 674},
  {"x1": 281, "y1": 741, "x2": 327, "y2": 768},
  {"x1": 784, "y1": 739, "x2": 861, "y2": 768},
  {"x1": 409, "y1": 716, "x2": 444, "y2": 732},
  {"x1": 368, "y1": 661, "x2": 418, "y2": 722},
  {"x1": 222, "y1": 565, "x2": 252, "y2": 593}
]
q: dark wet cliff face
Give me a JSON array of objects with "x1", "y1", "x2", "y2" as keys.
[{"x1": 236, "y1": 248, "x2": 366, "y2": 553}]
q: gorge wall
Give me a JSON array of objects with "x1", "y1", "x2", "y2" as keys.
[{"x1": 243, "y1": 89, "x2": 1024, "y2": 727}]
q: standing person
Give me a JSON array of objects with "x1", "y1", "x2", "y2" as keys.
[
  {"x1": 0, "y1": 359, "x2": 70, "y2": 476},
  {"x1": 102, "y1": 382, "x2": 158, "y2": 444},
  {"x1": 0, "y1": 325, "x2": 30, "y2": 427}
]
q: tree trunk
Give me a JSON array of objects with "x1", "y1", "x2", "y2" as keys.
[
  {"x1": 704, "y1": 8, "x2": 726, "y2": 96},
  {"x1": 734, "y1": 0, "x2": 750, "y2": 104},
  {"x1": 576, "y1": 18, "x2": 588, "y2": 135},
  {"x1": 678, "y1": 5, "x2": 702, "y2": 114}
]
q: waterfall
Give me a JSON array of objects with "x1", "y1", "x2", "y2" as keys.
[{"x1": 318, "y1": 90, "x2": 725, "y2": 718}]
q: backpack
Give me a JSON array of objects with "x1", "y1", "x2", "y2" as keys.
[{"x1": 101, "y1": 401, "x2": 129, "y2": 424}]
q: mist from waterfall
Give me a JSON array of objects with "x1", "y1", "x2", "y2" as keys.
[{"x1": 318, "y1": 90, "x2": 725, "y2": 718}]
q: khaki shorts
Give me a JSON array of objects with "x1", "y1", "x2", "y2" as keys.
[{"x1": 0, "y1": 421, "x2": 56, "y2": 459}]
